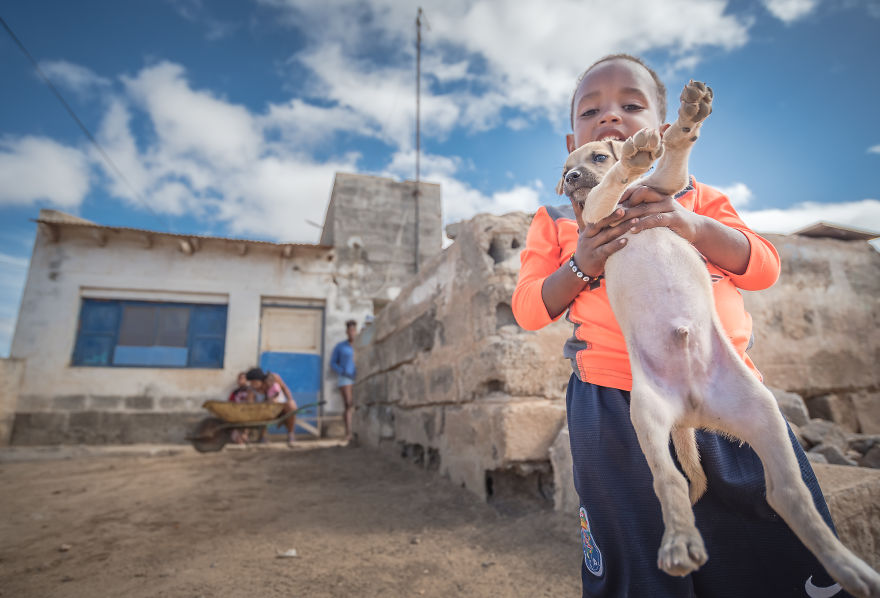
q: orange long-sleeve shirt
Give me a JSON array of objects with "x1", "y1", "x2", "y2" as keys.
[{"x1": 512, "y1": 178, "x2": 780, "y2": 391}]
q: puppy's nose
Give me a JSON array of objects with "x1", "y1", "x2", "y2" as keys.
[{"x1": 565, "y1": 169, "x2": 582, "y2": 185}]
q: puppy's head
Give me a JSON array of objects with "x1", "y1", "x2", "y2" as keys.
[{"x1": 556, "y1": 140, "x2": 622, "y2": 227}]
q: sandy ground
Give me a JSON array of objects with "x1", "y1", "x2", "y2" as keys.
[{"x1": 0, "y1": 442, "x2": 582, "y2": 598}]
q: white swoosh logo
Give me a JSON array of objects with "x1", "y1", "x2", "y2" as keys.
[{"x1": 805, "y1": 575, "x2": 842, "y2": 598}]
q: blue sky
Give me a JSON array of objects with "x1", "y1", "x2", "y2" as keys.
[{"x1": 1, "y1": 0, "x2": 879, "y2": 355}]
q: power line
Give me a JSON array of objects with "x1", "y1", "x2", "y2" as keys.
[{"x1": 1, "y1": 16, "x2": 168, "y2": 227}]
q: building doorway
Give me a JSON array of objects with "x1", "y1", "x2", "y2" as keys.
[{"x1": 259, "y1": 302, "x2": 324, "y2": 438}]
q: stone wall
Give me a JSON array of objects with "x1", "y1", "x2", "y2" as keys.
[
  {"x1": 0, "y1": 358, "x2": 24, "y2": 444},
  {"x1": 742, "y1": 234, "x2": 880, "y2": 433},
  {"x1": 354, "y1": 211, "x2": 880, "y2": 510},
  {"x1": 353, "y1": 213, "x2": 571, "y2": 500}
]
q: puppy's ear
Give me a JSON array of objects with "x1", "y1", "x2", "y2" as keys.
[
  {"x1": 605, "y1": 140, "x2": 622, "y2": 162},
  {"x1": 556, "y1": 174, "x2": 565, "y2": 195}
]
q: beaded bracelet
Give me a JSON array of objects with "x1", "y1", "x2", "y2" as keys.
[{"x1": 568, "y1": 252, "x2": 592, "y2": 284}]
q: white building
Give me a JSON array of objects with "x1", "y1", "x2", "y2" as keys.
[{"x1": 5, "y1": 173, "x2": 441, "y2": 445}]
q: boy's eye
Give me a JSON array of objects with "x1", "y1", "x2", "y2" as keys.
[
  {"x1": 580, "y1": 108, "x2": 598, "y2": 118},
  {"x1": 623, "y1": 104, "x2": 644, "y2": 112},
  {"x1": 592, "y1": 154, "x2": 608, "y2": 163}
]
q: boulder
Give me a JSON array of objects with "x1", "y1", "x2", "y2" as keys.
[
  {"x1": 814, "y1": 463, "x2": 880, "y2": 570},
  {"x1": 860, "y1": 445, "x2": 880, "y2": 469},
  {"x1": 800, "y1": 419, "x2": 851, "y2": 452},
  {"x1": 810, "y1": 443, "x2": 858, "y2": 467},
  {"x1": 806, "y1": 393, "x2": 860, "y2": 433},
  {"x1": 769, "y1": 387, "x2": 810, "y2": 427}
]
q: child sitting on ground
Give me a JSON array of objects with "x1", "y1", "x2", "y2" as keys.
[{"x1": 512, "y1": 54, "x2": 846, "y2": 597}]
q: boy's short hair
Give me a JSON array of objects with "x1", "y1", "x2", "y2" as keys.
[
  {"x1": 345, "y1": 319, "x2": 357, "y2": 328},
  {"x1": 569, "y1": 54, "x2": 667, "y2": 129}
]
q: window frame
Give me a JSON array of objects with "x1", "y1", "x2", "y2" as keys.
[{"x1": 71, "y1": 298, "x2": 228, "y2": 369}]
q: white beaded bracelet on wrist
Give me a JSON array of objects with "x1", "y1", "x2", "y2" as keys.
[{"x1": 568, "y1": 252, "x2": 593, "y2": 284}]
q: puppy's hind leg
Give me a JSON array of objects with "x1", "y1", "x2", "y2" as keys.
[
  {"x1": 630, "y1": 381, "x2": 708, "y2": 576},
  {"x1": 705, "y1": 355, "x2": 880, "y2": 598}
]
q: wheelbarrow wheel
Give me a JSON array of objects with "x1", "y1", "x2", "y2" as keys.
[{"x1": 190, "y1": 417, "x2": 230, "y2": 453}]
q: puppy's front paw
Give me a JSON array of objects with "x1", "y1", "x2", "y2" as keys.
[
  {"x1": 666, "y1": 81, "x2": 713, "y2": 148},
  {"x1": 620, "y1": 128, "x2": 663, "y2": 175}
]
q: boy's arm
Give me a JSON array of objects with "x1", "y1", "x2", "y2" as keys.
[
  {"x1": 619, "y1": 184, "x2": 779, "y2": 289},
  {"x1": 513, "y1": 207, "x2": 630, "y2": 326}
]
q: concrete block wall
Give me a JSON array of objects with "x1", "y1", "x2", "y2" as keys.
[
  {"x1": 0, "y1": 358, "x2": 24, "y2": 444},
  {"x1": 742, "y1": 235, "x2": 880, "y2": 433},
  {"x1": 353, "y1": 212, "x2": 571, "y2": 501}
]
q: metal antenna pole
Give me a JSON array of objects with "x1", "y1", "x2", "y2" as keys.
[{"x1": 414, "y1": 7, "x2": 423, "y2": 273}]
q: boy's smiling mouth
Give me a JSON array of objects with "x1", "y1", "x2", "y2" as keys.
[{"x1": 596, "y1": 128, "x2": 627, "y2": 141}]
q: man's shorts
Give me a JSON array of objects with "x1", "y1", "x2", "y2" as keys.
[
  {"x1": 337, "y1": 375, "x2": 354, "y2": 388},
  {"x1": 566, "y1": 375, "x2": 850, "y2": 598}
]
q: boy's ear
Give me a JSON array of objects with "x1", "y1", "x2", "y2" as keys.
[
  {"x1": 565, "y1": 134, "x2": 576, "y2": 154},
  {"x1": 660, "y1": 123, "x2": 671, "y2": 137},
  {"x1": 556, "y1": 175, "x2": 565, "y2": 196}
]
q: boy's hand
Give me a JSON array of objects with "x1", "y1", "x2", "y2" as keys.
[
  {"x1": 619, "y1": 185, "x2": 704, "y2": 243},
  {"x1": 573, "y1": 207, "x2": 633, "y2": 278}
]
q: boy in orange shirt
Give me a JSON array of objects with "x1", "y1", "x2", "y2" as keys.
[{"x1": 513, "y1": 55, "x2": 846, "y2": 597}]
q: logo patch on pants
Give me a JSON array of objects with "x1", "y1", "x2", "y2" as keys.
[{"x1": 580, "y1": 506, "x2": 603, "y2": 576}]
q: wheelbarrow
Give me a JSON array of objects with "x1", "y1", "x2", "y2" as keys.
[{"x1": 187, "y1": 400, "x2": 324, "y2": 453}]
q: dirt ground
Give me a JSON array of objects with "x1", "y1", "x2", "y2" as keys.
[{"x1": 0, "y1": 442, "x2": 582, "y2": 597}]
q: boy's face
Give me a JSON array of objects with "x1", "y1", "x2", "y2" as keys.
[{"x1": 567, "y1": 59, "x2": 664, "y2": 153}]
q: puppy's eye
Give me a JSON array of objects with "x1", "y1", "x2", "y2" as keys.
[{"x1": 592, "y1": 154, "x2": 608, "y2": 163}]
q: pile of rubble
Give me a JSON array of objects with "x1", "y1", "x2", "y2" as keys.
[{"x1": 772, "y1": 387, "x2": 880, "y2": 468}]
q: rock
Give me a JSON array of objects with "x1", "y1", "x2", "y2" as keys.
[
  {"x1": 813, "y1": 463, "x2": 880, "y2": 570},
  {"x1": 859, "y1": 445, "x2": 880, "y2": 469},
  {"x1": 851, "y1": 390, "x2": 880, "y2": 435},
  {"x1": 769, "y1": 387, "x2": 810, "y2": 427},
  {"x1": 800, "y1": 419, "x2": 851, "y2": 452},
  {"x1": 810, "y1": 444, "x2": 858, "y2": 467},
  {"x1": 806, "y1": 451, "x2": 828, "y2": 464},
  {"x1": 806, "y1": 394, "x2": 860, "y2": 433},
  {"x1": 848, "y1": 434, "x2": 880, "y2": 455}
]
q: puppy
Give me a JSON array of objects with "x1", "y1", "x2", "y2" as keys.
[{"x1": 557, "y1": 81, "x2": 880, "y2": 598}]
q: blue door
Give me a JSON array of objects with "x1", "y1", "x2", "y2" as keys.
[
  {"x1": 259, "y1": 305, "x2": 324, "y2": 437},
  {"x1": 260, "y1": 351, "x2": 321, "y2": 435}
]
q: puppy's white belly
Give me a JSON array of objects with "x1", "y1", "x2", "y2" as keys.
[{"x1": 604, "y1": 228, "x2": 719, "y2": 391}]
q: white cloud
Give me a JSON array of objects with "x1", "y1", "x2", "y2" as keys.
[
  {"x1": 39, "y1": 60, "x2": 110, "y2": 94},
  {"x1": 761, "y1": 0, "x2": 820, "y2": 23},
  {"x1": 261, "y1": 0, "x2": 752, "y2": 136},
  {"x1": 383, "y1": 149, "x2": 542, "y2": 223},
  {"x1": 123, "y1": 62, "x2": 263, "y2": 168},
  {"x1": 868, "y1": 144, "x2": 880, "y2": 154},
  {"x1": 88, "y1": 62, "x2": 361, "y2": 241},
  {"x1": 0, "y1": 136, "x2": 91, "y2": 208},
  {"x1": 739, "y1": 198, "x2": 880, "y2": 236},
  {"x1": 713, "y1": 182, "x2": 754, "y2": 208}
]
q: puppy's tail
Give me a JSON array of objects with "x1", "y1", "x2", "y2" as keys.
[
  {"x1": 672, "y1": 426, "x2": 707, "y2": 504},
  {"x1": 671, "y1": 324, "x2": 707, "y2": 504}
]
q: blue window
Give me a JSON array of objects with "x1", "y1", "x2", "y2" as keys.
[{"x1": 72, "y1": 299, "x2": 227, "y2": 368}]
